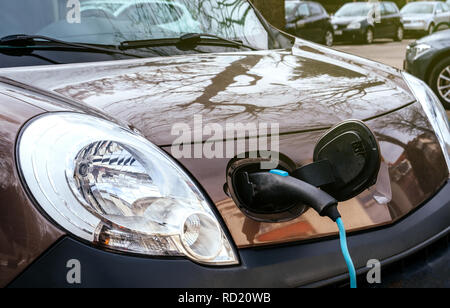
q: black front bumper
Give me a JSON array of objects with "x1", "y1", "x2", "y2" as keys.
[
  {"x1": 333, "y1": 28, "x2": 365, "y2": 42},
  {"x1": 9, "y1": 181, "x2": 450, "y2": 288}
]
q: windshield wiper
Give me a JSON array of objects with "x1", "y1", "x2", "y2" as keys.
[
  {"x1": 180, "y1": 33, "x2": 259, "y2": 51},
  {"x1": 120, "y1": 33, "x2": 259, "y2": 51},
  {"x1": 0, "y1": 34, "x2": 143, "y2": 58}
]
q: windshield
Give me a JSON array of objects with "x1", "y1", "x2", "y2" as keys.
[
  {"x1": 335, "y1": 3, "x2": 374, "y2": 17},
  {"x1": 0, "y1": 0, "x2": 269, "y2": 49},
  {"x1": 401, "y1": 3, "x2": 435, "y2": 14}
]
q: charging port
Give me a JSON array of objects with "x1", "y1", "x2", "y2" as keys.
[{"x1": 225, "y1": 152, "x2": 307, "y2": 222}]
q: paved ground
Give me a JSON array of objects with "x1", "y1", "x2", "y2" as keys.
[
  {"x1": 334, "y1": 38, "x2": 414, "y2": 70},
  {"x1": 334, "y1": 39, "x2": 450, "y2": 118}
]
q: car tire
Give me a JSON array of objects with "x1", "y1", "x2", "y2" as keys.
[
  {"x1": 429, "y1": 57, "x2": 450, "y2": 110},
  {"x1": 323, "y1": 29, "x2": 334, "y2": 47},
  {"x1": 394, "y1": 26, "x2": 404, "y2": 42},
  {"x1": 364, "y1": 27, "x2": 374, "y2": 44},
  {"x1": 427, "y1": 23, "x2": 435, "y2": 36}
]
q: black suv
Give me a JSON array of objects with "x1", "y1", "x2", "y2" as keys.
[
  {"x1": 285, "y1": 0, "x2": 334, "y2": 46},
  {"x1": 332, "y1": 1, "x2": 404, "y2": 44}
]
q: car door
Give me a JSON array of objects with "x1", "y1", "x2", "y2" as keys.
[
  {"x1": 386, "y1": 2, "x2": 401, "y2": 34},
  {"x1": 444, "y1": 3, "x2": 450, "y2": 23},
  {"x1": 383, "y1": 3, "x2": 399, "y2": 37},
  {"x1": 295, "y1": 3, "x2": 313, "y2": 39},
  {"x1": 307, "y1": 2, "x2": 328, "y2": 42},
  {"x1": 435, "y1": 3, "x2": 450, "y2": 28},
  {"x1": 374, "y1": 3, "x2": 390, "y2": 38}
]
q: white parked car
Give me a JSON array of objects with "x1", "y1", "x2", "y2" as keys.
[{"x1": 401, "y1": 1, "x2": 450, "y2": 35}]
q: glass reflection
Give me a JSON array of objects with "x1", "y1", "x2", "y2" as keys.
[{"x1": 0, "y1": 0, "x2": 269, "y2": 49}]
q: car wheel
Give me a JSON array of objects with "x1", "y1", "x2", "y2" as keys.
[
  {"x1": 324, "y1": 29, "x2": 334, "y2": 47},
  {"x1": 364, "y1": 28, "x2": 374, "y2": 44},
  {"x1": 429, "y1": 57, "x2": 450, "y2": 109},
  {"x1": 394, "y1": 26, "x2": 404, "y2": 41},
  {"x1": 428, "y1": 23, "x2": 435, "y2": 35}
]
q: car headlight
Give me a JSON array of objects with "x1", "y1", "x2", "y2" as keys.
[
  {"x1": 347, "y1": 22, "x2": 361, "y2": 30},
  {"x1": 406, "y1": 43, "x2": 431, "y2": 61},
  {"x1": 17, "y1": 113, "x2": 238, "y2": 265},
  {"x1": 403, "y1": 73, "x2": 450, "y2": 174}
]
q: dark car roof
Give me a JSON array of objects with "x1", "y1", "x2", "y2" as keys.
[{"x1": 418, "y1": 29, "x2": 450, "y2": 44}]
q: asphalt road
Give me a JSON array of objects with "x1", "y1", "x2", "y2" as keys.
[
  {"x1": 334, "y1": 39, "x2": 450, "y2": 118},
  {"x1": 333, "y1": 39, "x2": 414, "y2": 70}
]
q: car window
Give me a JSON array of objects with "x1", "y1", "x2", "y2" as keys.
[
  {"x1": 392, "y1": 3, "x2": 400, "y2": 13},
  {"x1": 0, "y1": 0, "x2": 271, "y2": 50},
  {"x1": 443, "y1": 3, "x2": 450, "y2": 11},
  {"x1": 297, "y1": 3, "x2": 310, "y2": 17},
  {"x1": 335, "y1": 3, "x2": 373, "y2": 17},
  {"x1": 385, "y1": 3, "x2": 398, "y2": 15},
  {"x1": 308, "y1": 3, "x2": 323, "y2": 16},
  {"x1": 380, "y1": 3, "x2": 388, "y2": 16}
]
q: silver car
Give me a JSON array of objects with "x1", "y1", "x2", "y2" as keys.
[{"x1": 401, "y1": 1, "x2": 450, "y2": 35}]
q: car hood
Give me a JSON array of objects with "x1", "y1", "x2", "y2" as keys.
[
  {"x1": 0, "y1": 40, "x2": 414, "y2": 146},
  {"x1": 417, "y1": 29, "x2": 450, "y2": 44}
]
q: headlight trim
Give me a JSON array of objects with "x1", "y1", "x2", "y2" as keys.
[{"x1": 402, "y1": 72, "x2": 450, "y2": 175}]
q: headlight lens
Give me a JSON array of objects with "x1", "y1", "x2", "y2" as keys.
[
  {"x1": 18, "y1": 113, "x2": 238, "y2": 265},
  {"x1": 347, "y1": 22, "x2": 361, "y2": 29},
  {"x1": 403, "y1": 73, "x2": 450, "y2": 173},
  {"x1": 406, "y1": 43, "x2": 431, "y2": 61}
]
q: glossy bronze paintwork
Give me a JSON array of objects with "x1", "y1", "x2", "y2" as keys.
[
  {"x1": 0, "y1": 38, "x2": 447, "y2": 284},
  {"x1": 1, "y1": 40, "x2": 415, "y2": 146},
  {"x1": 164, "y1": 103, "x2": 448, "y2": 247},
  {"x1": 0, "y1": 94, "x2": 64, "y2": 287}
]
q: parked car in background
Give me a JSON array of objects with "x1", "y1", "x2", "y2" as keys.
[
  {"x1": 332, "y1": 1, "x2": 403, "y2": 44},
  {"x1": 284, "y1": 0, "x2": 334, "y2": 46},
  {"x1": 405, "y1": 29, "x2": 450, "y2": 109},
  {"x1": 401, "y1": 1, "x2": 450, "y2": 36}
]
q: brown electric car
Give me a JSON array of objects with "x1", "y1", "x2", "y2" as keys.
[{"x1": 0, "y1": 0, "x2": 449, "y2": 288}]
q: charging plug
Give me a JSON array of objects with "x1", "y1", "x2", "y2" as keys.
[
  {"x1": 247, "y1": 170, "x2": 341, "y2": 222},
  {"x1": 267, "y1": 169, "x2": 357, "y2": 288}
]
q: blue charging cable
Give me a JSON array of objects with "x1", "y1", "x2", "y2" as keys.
[
  {"x1": 269, "y1": 169, "x2": 357, "y2": 288},
  {"x1": 336, "y1": 218, "x2": 357, "y2": 288}
]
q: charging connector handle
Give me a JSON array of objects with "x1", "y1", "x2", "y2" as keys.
[{"x1": 248, "y1": 172, "x2": 339, "y2": 219}]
